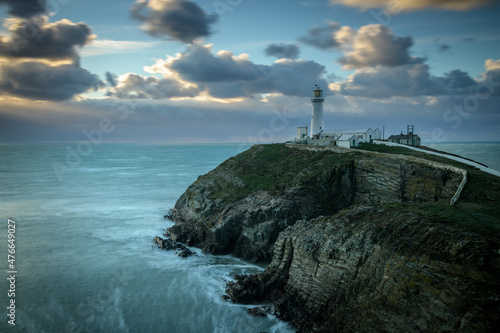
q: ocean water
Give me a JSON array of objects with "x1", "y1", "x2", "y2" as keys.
[
  {"x1": 0, "y1": 143, "x2": 296, "y2": 333},
  {"x1": 424, "y1": 141, "x2": 500, "y2": 172}
]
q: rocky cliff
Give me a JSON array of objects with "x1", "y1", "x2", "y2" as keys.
[
  {"x1": 225, "y1": 204, "x2": 500, "y2": 332},
  {"x1": 166, "y1": 144, "x2": 463, "y2": 262},
  {"x1": 162, "y1": 143, "x2": 500, "y2": 332}
]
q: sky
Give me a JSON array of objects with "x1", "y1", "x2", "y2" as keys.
[{"x1": 0, "y1": 0, "x2": 499, "y2": 144}]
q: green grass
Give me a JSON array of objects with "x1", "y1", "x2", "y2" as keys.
[
  {"x1": 199, "y1": 143, "x2": 358, "y2": 203},
  {"x1": 377, "y1": 202, "x2": 500, "y2": 237}
]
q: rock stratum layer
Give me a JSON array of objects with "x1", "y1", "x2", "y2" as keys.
[{"x1": 164, "y1": 143, "x2": 500, "y2": 332}]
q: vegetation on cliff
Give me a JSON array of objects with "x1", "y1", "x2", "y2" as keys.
[{"x1": 191, "y1": 143, "x2": 358, "y2": 204}]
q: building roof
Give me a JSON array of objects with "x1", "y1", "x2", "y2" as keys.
[
  {"x1": 322, "y1": 129, "x2": 373, "y2": 135},
  {"x1": 387, "y1": 134, "x2": 421, "y2": 140},
  {"x1": 337, "y1": 134, "x2": 358, "y2": 141}
]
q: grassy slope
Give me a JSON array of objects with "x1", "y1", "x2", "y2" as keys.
[
  {"x1": 204, "y1": 143, "x2": 358, "y2": 203},
  {"x1": 355, "y1": 143, "x2": 500, "y2": 237}
]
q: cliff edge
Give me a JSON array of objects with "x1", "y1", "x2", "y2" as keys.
[{"x1": 162, "y1": 143, "x2": 500, "y2": 331}]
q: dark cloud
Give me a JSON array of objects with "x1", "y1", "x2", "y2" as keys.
[
  {"x1": 106, "y1": 72, "x2": 117, "y2": 87},
  {"x1": 107, "y1": 73, "x2": 199, "y2": 99},
  {"x1": 299, "y1": 21, "x2": 342, "y2": 49},
  {"x1": 441, "y1": 69, "x2": 475, "y2": 88},
  {"x1": 333, "y1": 63, "x2": 478, "y2": 98},
  {"x1": 0, "y1": 60, "x2": 103, "y2": 101},
  {"x1": 338, "y1": 25, "x2": 419, "y2": 69},
  {"x1": 433, "y1": 38, "x2": 451, "y2": 53},
  {"x1": 437, "y1": 44, "x2": 451, "y2": 52},
  {"x1": 265, "y1": 43, "x2": 300, "y2": 59},
  {"x1": 0, "y1": 0, "x2": 48, "y2": 18},
  {"x1": 131, "y1": 0, "x2": 217, "y2": 43},
  {"x1": 163, "y1": 44, "x2": 328, "y2": 98},
  {"x1": 462, "y1": 37, "x2": 476, "y2": 42},
  {"x1": 255, "y1": 59, "x2": 328, "y2": 97},
  {"x1": 170, "y1": 44, "x2": 264, "y2": 83},
  {"x1": 0, "y1": 17, "x2": 94, "y2": 60}
]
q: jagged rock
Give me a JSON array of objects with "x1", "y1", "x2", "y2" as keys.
[
  {"x1": 247, "y1": 307, "x2": 267, "y2": 317},
  {"x1": 153, "y1": 236, "x2": 196, "y2": 258}
]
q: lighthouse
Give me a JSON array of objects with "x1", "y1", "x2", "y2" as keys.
[{"x1": 310, "y1": 84, "x2": 324, "y2": 137}]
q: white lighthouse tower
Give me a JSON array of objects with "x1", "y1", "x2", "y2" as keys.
[{"x1": 310, "y1": 84, "x2": 324, "y2": 137}]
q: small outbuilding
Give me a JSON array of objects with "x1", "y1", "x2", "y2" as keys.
[
  {"x1": 387, "y1": 133, "x2": 421, "y2": 146},
  {"x1": 336, "y1": 134, "x2": 359, "y2": 148}
]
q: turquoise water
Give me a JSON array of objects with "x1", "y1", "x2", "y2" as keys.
[{"x1": 0, "y1": 143, "x2": 295, "y2": 333}]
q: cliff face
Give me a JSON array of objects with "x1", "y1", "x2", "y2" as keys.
[
  {"x1": 166, "y1": 144, "x2": 462, "y2": 262},
  {"x1": 226, "y1": 205, "x2": 500, "y2": 332},
  {"x1": 163, "y1": 143, "x2": 500, "y2": 332}
]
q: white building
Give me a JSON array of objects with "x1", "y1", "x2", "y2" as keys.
[
  {"x1": 295, "y1": 85, "x2": 382, "y2": 148},
  {"x1": 310, "y1": 85, "x2": 324, "y2": 136},
  {"x1": 318, "y1": 128, "x2": 382, "y2": 143},
  {"x1": 336, "y1": 134, "x2": 359, "y2": 148},
  {"x1": 297, "y1": 126, "x2": 308, "y2": 139}
]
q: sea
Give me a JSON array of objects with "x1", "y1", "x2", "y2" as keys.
[
  {"x1": 0, "y1": 143, "x2": 295, "y2": 333},
  {"x1": 1, "y1": 142, "x2": 499, "y2": 333}
]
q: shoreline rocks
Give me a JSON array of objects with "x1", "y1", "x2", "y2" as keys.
[{"x1": 153, "y1": 236, "x2": 196, "y2": 258}]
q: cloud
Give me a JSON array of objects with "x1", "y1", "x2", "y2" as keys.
[
  {"x1": 265, "y1": 43, "x2": 300, "y2": 59},
  {"x1": 483, "y1": 59, "x2": 500, "y2": 97},
  {"x1": 441, "y1": 69, "x2": 475, "y2": 88},
  {"x1": 338, "y1": 24, "x2": 420, "y2": 69},
  {"x1": 79, "y1": 39, "x2": 162, "y2": 57},
  {"x1": 131, "y1": 0, "x2": 217, "y2": 43},
  {"x1": 160, "y1": 43, "x2": 329, "y2": 98},
  {"x1": 106, "y1": 72, "x2": 117, "y2": 87},
  {"x1": 433, "y1": 38, "x2": 451, "y2": 52},
  {"x1": 437, "y1": 43, "x2": 451, "y2": 52},
  {"x1": 330, "y1": 63, "x2": 482, "y2": 99},
  {"x1": 106, "y1": 72, "x2": 199, "y2": 99},
  {"x1": 0, "y1": 15, "x2": 101, "y2": 101},
  {"x1": 299, "y1": 21, "x2": 342, "y2": 49},
  {"x1": 168, "y1": 44, "x2": 264, "y2": 83},
  {"x1": 485, "y1": 59, "x2": 500, "y2": 71},
  {"x1": 299, "y1": 22, "x2": 421, "y2": 69},
  {"x1": 106, "y1": 43, "x2": 329, "y2": 100},
  {"x1": 0, "y1": 60, "x2": 102, "y2": 101},
  {"x1": 462, "y1": 37, "x2": 476, "y2": 42},
  {"x1": 329, "y1": 0, "x2": 494, "y2": 12},
  {"x1": 0, "y1": 17, "x2": 94, "y2": 60},
  {"x1": 0, "y1": 0, "x2": 48, "y2": 18}
]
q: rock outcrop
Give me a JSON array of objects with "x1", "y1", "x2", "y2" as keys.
[
  {"x1": 225, "y1": 204, "x2": 500, "y2": 332},
  {"x1": 165, "y1": 144, "x2": 463, "y2": 262},
  {"x1": 153, "y1": 236, "x2": 196, "y2": 257}
]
